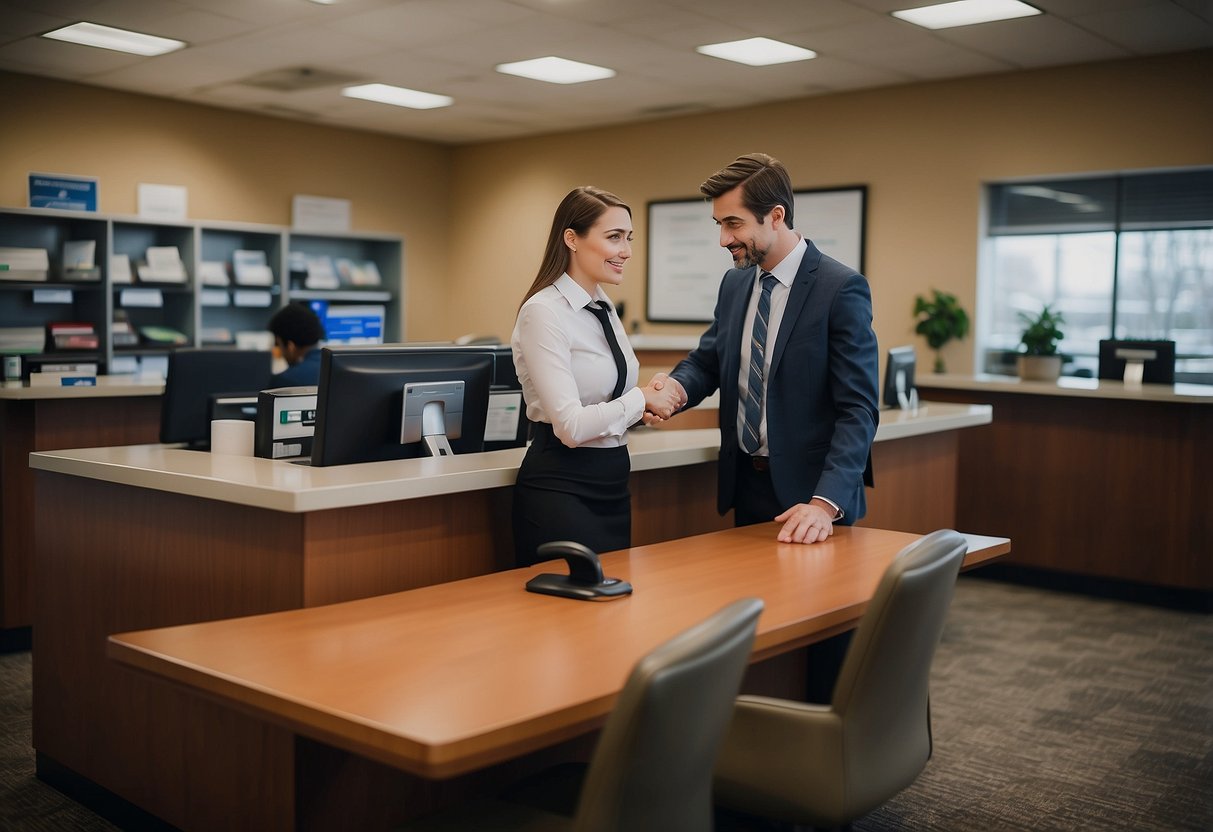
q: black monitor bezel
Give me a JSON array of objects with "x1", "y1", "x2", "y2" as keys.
[
  {"x1": 159, "y1": 348, "x2": 273, "y2": 447},
  {"x1": 310, "y1": 345, "x2": 496, "y2": 467},
  {"x1": 882, "y1": 345, "x2": 917, "y2": 410},
  {"x1": 1097, "y1": 339, "x2": 1176, "y2": 385}
]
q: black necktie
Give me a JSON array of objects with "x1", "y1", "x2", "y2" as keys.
[{"x1": 585, "y1": 301, "x2": 627, "y2": 401}]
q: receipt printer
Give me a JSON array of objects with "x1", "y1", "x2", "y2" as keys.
[{"x1": 254, "y1": 386, "x2": 318, "y2": 459}]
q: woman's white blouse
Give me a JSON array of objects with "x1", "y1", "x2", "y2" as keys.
[{"x1": 511, "y1": 274, "x2": 643, "y2": 448}]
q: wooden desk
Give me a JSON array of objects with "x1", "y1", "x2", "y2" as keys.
[
  {"x1": 0, "y1": 378, "x2": 161, "y2": 636},
  {"x1": 105, "y1": 525, "x2": 1008, "y2": 828}
]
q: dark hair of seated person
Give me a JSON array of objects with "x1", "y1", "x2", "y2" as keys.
[{"x1": 268, "y1": 303, "x2": 325, "y2": 351}]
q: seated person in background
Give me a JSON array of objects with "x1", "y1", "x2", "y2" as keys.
[{"x1": 268, "y1": 302, "x2": 325, "y2": 386}]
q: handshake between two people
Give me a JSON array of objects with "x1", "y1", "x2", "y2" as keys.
[{"x1": 640, "y1": 372, "x2": 688, "y2": 424}]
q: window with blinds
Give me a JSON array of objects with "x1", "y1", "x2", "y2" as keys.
[{"x1": 979, "y1": 168, "x2": 1213, "y2": 382}]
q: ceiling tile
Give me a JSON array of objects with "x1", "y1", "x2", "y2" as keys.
[
  {"x1": 936, "y1": 14, "x2": 1131, "y2": 67},
  {"x1": 1071, "y1": 4, "x2": 1213, "y2": 52}
]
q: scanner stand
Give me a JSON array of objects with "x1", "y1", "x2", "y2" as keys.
[{"x1": 525, "y1": 541, "x2": 633, "y2": 601}]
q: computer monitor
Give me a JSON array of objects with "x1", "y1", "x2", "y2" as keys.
[
  {"x1": 1097, "y1": 339, "x2": 1175, "y2": 385},
  {"x1": 310, "y1": 345, "x2": 495, "y2": 466},
  {"x1": 307, "y1": 300, "x2": 385, "y2": 345},
  {"x1": 159, "y1": 348, "x2": 273, "y2": 447},
  {"x1": 883, "y1": 345, "x2": 917, "y2": 409}
]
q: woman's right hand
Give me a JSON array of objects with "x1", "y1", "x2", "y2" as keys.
[{"x1": 641, "y1": 376, "x2": 683, "y2": 420}]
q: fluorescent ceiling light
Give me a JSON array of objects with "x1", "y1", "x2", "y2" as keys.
[
  {"x1": 696, "y1": 37, "x2": 816, "y2": 67},
  {"x1": 41, "y1": 22, "x2": 186, "y2": 56},
  {"x1": 342, "y1": 83, "x2": 453, "y2": 110},
  {"x1": 495, "y1": 56, "x2": 615, "y2": 84},
  {"x1": 892, "y1": 0, "x2": 1041, "y2": 30}
]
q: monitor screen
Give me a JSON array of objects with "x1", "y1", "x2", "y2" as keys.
[
  {"x1": 308, "y1": 300, "x2": 385, "y2": 345},
  {"x1": 310, "y1": 346, "x2": 495, "y2": 466},
  {"x1": 883, "y1": 345, "x2": 916, "y2": 409},
  {"x1": 1097, "y1": 339, "x2": 1175, "y2": 385},
  {"x1": 160, "y1": 348, "x2": 273, "y2": 447}
]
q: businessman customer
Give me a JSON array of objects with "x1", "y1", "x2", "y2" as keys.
[
  {"x1": 511, "y1": 186, "x2": 683, "y2": 567},
  {"x1": 656, "y1": 153, "x2": 880, "y2": 701}
]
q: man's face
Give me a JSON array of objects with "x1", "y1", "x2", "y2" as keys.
[{"x1": 711, "y1": 185, "x2": 776, "y2": 270}]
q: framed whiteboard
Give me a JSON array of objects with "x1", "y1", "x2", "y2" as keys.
[{"x1": 646, "y1": 186, "x2": 867, "y2": 323}]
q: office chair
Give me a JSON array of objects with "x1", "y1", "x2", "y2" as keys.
[
  {"x1": 401, "y1": 597, "x2": 764, "y2": 832},
  {"x1": 712, "y1": 529, "x2": 969, "y2": 830}
]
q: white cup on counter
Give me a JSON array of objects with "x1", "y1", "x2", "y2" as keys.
[{"x1": 210, "y1": 419, "x2": 255, "y2": 456}]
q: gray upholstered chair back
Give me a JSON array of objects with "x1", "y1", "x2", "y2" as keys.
[
  {"x1": 573, "y1": 597, "x2": 763, "y2": 832},
  {"x1": 830, "y1": 528, "x2": 968, "y2": 815},
  {"x1": 712, "y1": 529, "x2": 968, "y2": 829}
]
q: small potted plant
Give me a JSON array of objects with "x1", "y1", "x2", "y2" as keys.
[
  {"x1": 1017, "y1": 304, "x2": 1065, "y2": 381},
  {"x1": 913, "y1": 289, "x2": 970, "y2": 373}
]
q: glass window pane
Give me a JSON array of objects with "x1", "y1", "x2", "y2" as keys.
[
  {"x1": 981, "y1": 233, "x2": 1114, "y2": 376},
  {"x1": 1117, "y1": 229, "x2": 1213, "y2": 381}
]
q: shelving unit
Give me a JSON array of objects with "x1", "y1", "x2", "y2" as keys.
[{"x1": 0, "y1": 206, "x2": 404, "y2": 374}]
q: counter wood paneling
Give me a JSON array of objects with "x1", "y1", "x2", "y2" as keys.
[
  {"x1": 1, "y1": 379, "x2": 162, "y2": 632},
  {"x1": 918, "y1": 374, "x2": 1212, "y2": 592}
]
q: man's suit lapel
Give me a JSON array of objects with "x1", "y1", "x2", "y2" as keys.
[
  {"x1": 769, "y1": 241, "x2": 822, "y2": 379},
  {"x1": 720, "y1": 266, "x2": 754, "y2": 384}
]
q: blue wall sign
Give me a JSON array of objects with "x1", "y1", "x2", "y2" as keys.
[{"x1": 29, "y1": 173, "x2": 98, "y2": 211}]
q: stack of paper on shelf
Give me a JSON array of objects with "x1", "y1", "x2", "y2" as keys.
[
  {"x1": 233, "y1": 250, "x2": 273, "y2": 286},
  {"x1": 304, "y1": 255, "x2": 339, "y2": 290},
  {"x1": 137, "y1": 246, "x2": 187, "y2": 283},
  {"x1": 199, "y1": 261, "x2": 230, "y2": 286},
  {"x1": 110, "y1": 253, "x2": 134, "y2": 284},
  {"x1": 62, "y1": 240, "x2": 100, "y2": 281},
  {"x1": 0, "y1": 326, "x2": 44, "y2": 354},
  {"x1": 335, "y1": 258, "x2": 382, "y2": 287},
  {"x1": 0, "y1": 247, "x2": 50, "y2": 281}
]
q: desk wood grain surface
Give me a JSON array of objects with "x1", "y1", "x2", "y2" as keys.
[{"x1": 109, "y1": 524, "x2": 1009, "y2": 779}]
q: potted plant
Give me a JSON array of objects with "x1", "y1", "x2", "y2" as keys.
[
  {"x1": 913, "y1": 289, "x2": 970, "y2": 373},
  {"x1": 1017, "y1": 304, "x2": 1065, "y2": 381}
]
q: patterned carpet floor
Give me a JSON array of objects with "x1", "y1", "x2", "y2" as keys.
[{"x1": 2, "y1": 575, "x2": 1210, "y2": 831}]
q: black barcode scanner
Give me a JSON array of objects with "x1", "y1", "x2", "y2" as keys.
[{"x1": 525, "y1": 541, "x2": 633, "y2": 601}]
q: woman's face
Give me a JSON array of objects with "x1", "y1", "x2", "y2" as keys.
[{"x1": 566, "y1": 206, "x2": 633, "y2": 292}]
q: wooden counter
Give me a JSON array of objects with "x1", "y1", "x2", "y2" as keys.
[
  {"x1": 29, "y1": 404, "x2": 991, "y2": 830},
  {"x1": 0, "y1": 377, "x2": 162, "y2": 635},
  {"x1": 917, "y1": 374, "x2": 1212, "y2": 593}
]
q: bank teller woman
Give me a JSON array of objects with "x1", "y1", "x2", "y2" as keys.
[{"x1": 511, "y1": 186, "x2": 681, "y2": 567}]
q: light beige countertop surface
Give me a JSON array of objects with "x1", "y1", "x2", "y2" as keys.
[
  {"x1": 918, "y1": 373, "x2": 1212, "y2": 404},
  {"x1": 0, "y1": 375, "x2": 164, "y2": 400},
  {"x1": 29, "y1": 402, "x2": 991, "y2": 513}
]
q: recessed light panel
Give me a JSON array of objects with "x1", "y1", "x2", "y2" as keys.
[
  {"x1": 892, "y1": 0, "x2": 1041, "y2": 30},
  {"x1": 495, "y1": 57, "x2": 616, "y2": 84},
  {"x1": 342, "y1": 84, "x2": 453, "y2": 110},
  {"x1": 695, "y1": 37, "x2": 816, "y2": 67},
  {"x1": 42, "y1": 22, "x2": 186, "y2": 56}
]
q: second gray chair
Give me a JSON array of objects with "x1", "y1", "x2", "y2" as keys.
[
  {"x1": 712, "y1": 529, "x2": 970, "y2": 830},
  {"x1": 403, "y1": 596, "x2": 764, "y2": 832}
]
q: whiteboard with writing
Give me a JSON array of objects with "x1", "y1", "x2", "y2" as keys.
[{"x1": 646, "y1": 187, "x2": 866, "y2": 323}]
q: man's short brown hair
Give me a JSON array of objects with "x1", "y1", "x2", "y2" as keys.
[{"x1": 700, "y1": 152, "x2": 795, "y2": 229}]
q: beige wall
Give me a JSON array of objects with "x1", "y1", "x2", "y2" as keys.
[
  {"x1": 449, "y1": 50, "x2": 1213, "y2": 374},
  {"x1": 1, "y1": 71, "x2": 455, "y2": 341},
  {"x1": 4, "y1": 50, "x2": 1212, "y2": 368}
]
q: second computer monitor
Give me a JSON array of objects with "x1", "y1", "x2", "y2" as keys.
[
  {"x1": 310, "y1": 345, "x2": 494, "y2": 466},
  {"x1": 160, "y1": 348, "x2": 273, "y2": 448},
  {"x1": 883, "y1": 345, "x2": 917, "y2": 409},
  {"x1": 1097, "y1": 339, "x2": 1175, "y2": 385}
]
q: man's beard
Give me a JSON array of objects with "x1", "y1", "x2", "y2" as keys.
[{"x1": 730, "y1": 239, "x2": 767, "y2": 269}]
